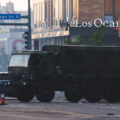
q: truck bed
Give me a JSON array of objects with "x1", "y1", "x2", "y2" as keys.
[{"x1": 43, "y1": 45, "x2": 120, "y2": 78}]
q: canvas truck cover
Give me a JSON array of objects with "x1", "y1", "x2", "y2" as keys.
[{"x1": 42, "y1": 45, "x2": 120, "y2": 79}]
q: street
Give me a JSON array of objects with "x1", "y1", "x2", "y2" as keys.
[{"x1": 0, "y1": 92, "x2": 120, "y2": 120}]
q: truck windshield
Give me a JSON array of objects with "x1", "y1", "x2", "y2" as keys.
[{"x1": 9, "y1": 55, "x2": 30, "y2": 67}]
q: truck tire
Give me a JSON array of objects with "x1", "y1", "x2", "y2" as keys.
[
  {"x1": 16, "y1": 86, "x2": 34, "y2": 102},
  {"x1": 85, "y1": 87, "x2": 101, "y2": 103},
  {"x1": 64, "y1": 89, "x2": 82, "y2": 103},
  {"x1": 85, "y1": 94, "x2": 101, "y2": 103},
  {"x1": 36, "y1": 86, "x2": 55, "y2": 102},
  {"x1": 104, "y1": 88, "x2": 120, "y2": 103}
]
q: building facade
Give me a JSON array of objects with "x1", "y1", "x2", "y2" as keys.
[
  {"x1": 33, "y1": 0, "x2": 53, "y2": 28},
  {"x1": 76, "y1": 0, "x2": 103, "y2": 24},
  {"x1": 66, "y1": 0, "x2": 73, "y2": 22},
  {"x1": 53, "y1": 0, "x2": 66, "y2": 26},
  {"x1": 32, "y1": 0, "x2": 120, "y2": 50},
  {"x1": 104, "y1": 0, "x2": 120, "y2": 21},
  {"x1": 33, "y1": 0, "x2": 120, "y2": 28},
  {"x1": 33, "y1": 0, "x2": 69, "y2": 49}
]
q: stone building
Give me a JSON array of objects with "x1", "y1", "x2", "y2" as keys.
[{"x1": 32, "y1": 0, "x2": 120, "y2": 50}]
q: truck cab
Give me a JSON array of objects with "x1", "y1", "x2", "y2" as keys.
[
  {"x1": 8, "y1": 51, "x2": 54, "y2": 83},
  {"x1": 8, "y1": 51, "x2": 56, "y2": 102}
]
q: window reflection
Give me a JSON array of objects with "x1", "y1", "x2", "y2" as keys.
[{"x1": 9, "y1": 55, "x2": 30, "y2": 67}]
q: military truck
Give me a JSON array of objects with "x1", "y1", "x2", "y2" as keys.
[
  {"x1": 42, "y1": 45, "x2": 120, "y2": 103},
  {"x1": 1, "y1": 45, "x2": 120, "y2": 103},
  {"x1": 8, "y1": 51, "x2": 57, "y2": 102}
]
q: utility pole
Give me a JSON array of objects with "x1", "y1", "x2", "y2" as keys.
[{"x1": 28, "y1": 0, "x2": 32, "y2": 50}]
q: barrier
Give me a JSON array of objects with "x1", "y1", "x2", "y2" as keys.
[{"x1": 0, "y1": 93, "x2": 7, "y2": 105}]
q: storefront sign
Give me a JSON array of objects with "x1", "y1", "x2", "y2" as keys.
[{"x1": 76, "y1": 18, "x2": 119, "y2": 28}]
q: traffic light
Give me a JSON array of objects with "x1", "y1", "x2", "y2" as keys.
[
  {"x1": 118, "y1": 17, "x2": 120, "y2": 38},
  {"x1": 24, "y1": 31, "x2": 29, "y2": 49}
]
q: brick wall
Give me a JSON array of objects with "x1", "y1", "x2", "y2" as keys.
[
  {"x1": 105, "y1": 0, "x2": 120, "y2": 20},
  {"x1": 77, "y1": 0, "x2": 103, "y2": 24}
]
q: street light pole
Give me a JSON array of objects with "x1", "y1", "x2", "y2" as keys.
[{"x1": 28, "y1": 0, "x2": 32, "y2": 50}]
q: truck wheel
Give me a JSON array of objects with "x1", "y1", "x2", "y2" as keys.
[
  {"x1": 85, "y1": 88, "x2": 101, "y2": 103},
  {"x1": 85, "y1": 95, "x2": 101, "y2": 103},
  {"x1": 36, "y1": 87, "x2": 55, "y2": 102},
  {"x1": 104, "y1": 88, "x2": 120, "y2": 103},
  {"x1": 16, "y1": 87, "x2": 34, "y2": 102},
  {"x1": 64, "y1": 89, "x2": 82, "y2": 103}
]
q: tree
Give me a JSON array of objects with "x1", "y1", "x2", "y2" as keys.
[
  {"x1": 64, "y1": 25, "x2": 116, "y2": 46},
  {"x1": 64, "y1": 36, "x2": 85, "y2": 45},
  {"x1": 73, "y1": 36, "x2": 85, "y2": 45},
  {"x1": 87, "y1": 26, "x2": 105, "y2": 46},
  {"x1": 64, "y1": 38, "x2": 73, "y2": 45}
]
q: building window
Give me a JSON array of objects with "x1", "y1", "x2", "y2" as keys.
[
  {"x1": 115, "y1": 0, "x2": 120, "y2": 20},
  {"x1": 37, "y1": 4, "x2": 39, "y2": 27},
  {"x1": 105, "y1": 0, "x2": 113, "y2": 15},
  {"x1": 104, "y1": 0, "x2": 120, "y2": 20},
  {"x1": 33, "y1": 4, "x2": 37, "y2": 28}
]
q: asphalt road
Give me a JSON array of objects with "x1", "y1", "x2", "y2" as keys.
[{"x1": 0, "y1": 92, "x2": 120, "y2": 120}]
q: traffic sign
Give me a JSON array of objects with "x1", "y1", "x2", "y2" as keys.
[{"x1": 0, "y1": 14, "x2": 21, "y2": 20}]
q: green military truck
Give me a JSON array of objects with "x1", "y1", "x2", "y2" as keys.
[
  {"x1": 1, "y1": 45, "x2": 120, "y2": 103},
  {"x1": 42, "y1": 45, "x2": 120, "y2": 103}
]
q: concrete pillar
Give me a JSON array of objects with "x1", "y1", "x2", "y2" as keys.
[{"x1": 62, "y1": 0, "x2": 66, "y2": 21}]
